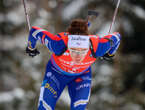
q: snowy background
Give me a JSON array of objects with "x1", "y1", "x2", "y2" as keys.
[{"x1": 0, "y1": 0, "x2": 145, "y2": 110}]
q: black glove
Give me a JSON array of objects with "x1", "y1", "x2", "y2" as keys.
[
  {"x1": 26, "y1": 47, "x2": 40, "y2": 57},
  {"x1": 101, "y1": 53, "x2": 114, "y2": 61}
]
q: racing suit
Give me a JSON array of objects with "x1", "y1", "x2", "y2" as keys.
[{"x1": 28, "y1": 26, "x2": 121, "y2": 110}]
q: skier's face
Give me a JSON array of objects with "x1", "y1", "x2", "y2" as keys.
[{"x1": 69, "y1": 48, "x2": 88, "y2": 63}]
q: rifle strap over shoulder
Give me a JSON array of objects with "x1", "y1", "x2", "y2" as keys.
[{"x1": 89, "y1": 36, "x2": 99, "y2": 58}]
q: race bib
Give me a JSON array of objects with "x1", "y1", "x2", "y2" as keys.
[{"x1": 68, "y1": 35, "x2": 90, "y2": 48}]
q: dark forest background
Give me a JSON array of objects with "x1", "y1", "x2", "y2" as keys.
[{"x1": 0, "y1": 0, "x2": 145, "y2": 110}]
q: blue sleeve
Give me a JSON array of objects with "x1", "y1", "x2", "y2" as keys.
[
  {"x1": 27, "y1": 26, "x2": 66, "y2": 55},
  {"x1": 108, "y1": 33, "x2": 121, "y2": 55},
  {"x1": 95, "y1": 33, "x2": 121, "y2": 57}
]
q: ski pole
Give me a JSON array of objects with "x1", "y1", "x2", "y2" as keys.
[
  {"x1": 108, "y1": 0, "x2": 121, "y2": 34},
  {"x1": 22, "y1": 0, "x2": 31, "y2": 31}
]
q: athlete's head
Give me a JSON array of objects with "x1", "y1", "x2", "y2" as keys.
[{"x1": 67, "y1": 19, "x2": 90, "y2": 63}]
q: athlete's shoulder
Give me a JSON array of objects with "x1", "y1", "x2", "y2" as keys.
[
  {"x1": 89, "y1": 34, "x2": 99, "y2": 41},
  {"x1": 56, "y1": 32, "x2": 69, "y2": 45},
  {"x1": 30, "y1": 26, "x2": 46, "y2": 34},
  {"x1": 99, "y1": 32, "x2": 121, "y2": 44},
  {"x1": 57, "y1": 32, "x2": 68, "y2": 37}
]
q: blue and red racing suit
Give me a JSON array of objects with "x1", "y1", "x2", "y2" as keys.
[{"x1": 28, "y1": 26, "x2": 121, "y2": 110}]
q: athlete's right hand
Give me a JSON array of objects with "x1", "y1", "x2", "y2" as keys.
[{"x1": 26, "y1": 47, "x2": 40, "y2": 57}]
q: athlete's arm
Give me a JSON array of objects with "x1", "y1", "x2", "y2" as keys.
[
  {"x1": 95, "y1": 32, "x2": 121, "y2": 57},
  {"x1": 27, "y1": 26, "x2": 66, "y2": 55}
]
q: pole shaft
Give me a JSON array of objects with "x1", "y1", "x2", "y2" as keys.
[
  {"x1": 108, "y1": 0, "x2": 120, "y2": 34},
  {"x1": 22, "y1": 0, "x2": 31, "y2": 31}
]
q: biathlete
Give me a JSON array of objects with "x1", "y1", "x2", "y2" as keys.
[{"x1": 26, "y1": 19, "x2": 121, "y2": 110}]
